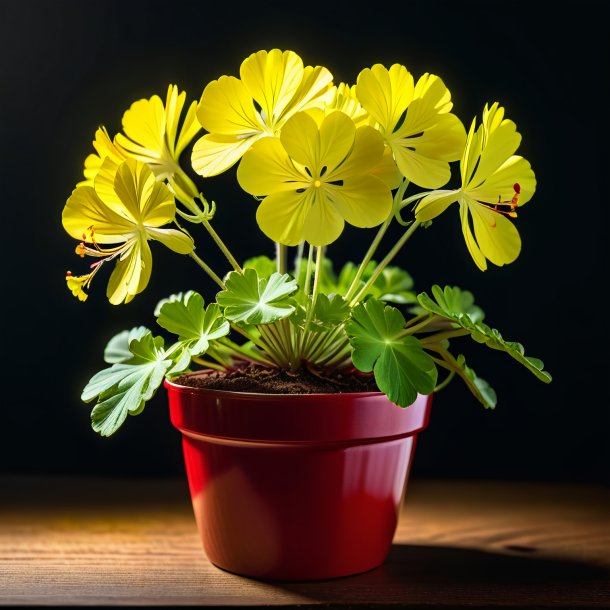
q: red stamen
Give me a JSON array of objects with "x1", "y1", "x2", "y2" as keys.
[{"x1": 513, "y1": 183, "x2": 521, "y2": 194}]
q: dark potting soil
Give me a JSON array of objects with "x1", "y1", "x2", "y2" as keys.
[{"x1": 175, "y1": 365, "x2": 380, "y2": 394}]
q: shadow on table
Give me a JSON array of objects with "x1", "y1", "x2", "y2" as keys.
[{"x1": 276, "y1": 543, "x2": 609, "y2": 607}]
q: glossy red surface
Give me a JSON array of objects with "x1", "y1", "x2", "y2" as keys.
[{"x1": 165, "y1": 377, "x2": 432, "y2": 581}]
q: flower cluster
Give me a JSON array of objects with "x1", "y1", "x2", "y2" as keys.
[{"x1": 62, "y1": 49, "x2": 549, "y2": 437}]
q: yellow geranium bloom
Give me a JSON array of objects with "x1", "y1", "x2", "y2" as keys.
[
  {"x1": 320, "y1": 83, "x2": 368, "y2": 126},
  {"x1": 78, "y1": 126, "x2": 127, "y2": 187},
  {"x1": 237, "y1": 111, "x2": 393, "y2": 246},
  {"x1": 356, "y1": 64, "x2": 466, "y2": 189},
  {"x1": 414, "y1": 103, "x2": 536, "y2": 271},
  {"x1": 115, "y1": 84, "x2": 201, "y2": 182},
  {"x1": 62, "y1": 158, "x2": 194, "y2": 304},
  {"x1": 191, "y1": 49, "x2": 333, "y2": 177}
]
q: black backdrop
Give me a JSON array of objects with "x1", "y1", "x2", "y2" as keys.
[{"x1": 1, "y1": 0, "x2": 607, "y2": 482}]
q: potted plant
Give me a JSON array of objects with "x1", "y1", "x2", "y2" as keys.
[{"x1": 62, "y1": 49, "x2": 551, "y2": 580}]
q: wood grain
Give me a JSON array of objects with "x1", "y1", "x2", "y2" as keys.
[{"x1": 0, "y1": 477, "x2": 608, "y2": 607}]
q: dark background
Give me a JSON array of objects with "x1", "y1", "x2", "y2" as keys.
[{"x1": 1, "y1": 0, "x2": 607, "y2": 483}]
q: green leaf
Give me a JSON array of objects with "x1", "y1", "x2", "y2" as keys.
[
  {"x1": 418, "y1": 284, "x2": 485, "y2": 323},
  {"x1": 369, "y1": 266, "x2": 416, "y2": 304},
  {"x1": 83, "y1": 332, "x2": 172, "y2": 437},
  {"x1": 418, "y1": 286, "x2": 551, "y2": 383},
  {"x1": 104, "y1": 326, "x2": 151, "y2": 364},
  {"x1": 455, "y1": 354, "x2": 497, "y2": 409},
  {"x1": 243, "y1": 255, "x2": 277, "y2": 278},
  {"x1": 346, "y1": 298, "x2": 437, "y2": 407},
  {"x1": 156, "y1": 290, "x2": 230, "y2": 355},
  {"x1": 293, "y1": 293, "x2": 351, "y2": 332},
  {"x1": 217, "y1": 268, "x2": 297, "y2": 325}
]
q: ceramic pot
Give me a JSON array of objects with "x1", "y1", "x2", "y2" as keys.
[{"x1": 165, "y1": 374, "x2": 432, "y2": 580}]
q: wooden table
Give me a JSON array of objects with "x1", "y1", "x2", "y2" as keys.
[{"x1": 0, "y1": 477, "x2": 608, "y2": 607}]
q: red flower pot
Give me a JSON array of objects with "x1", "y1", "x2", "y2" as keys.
[{"x1": 165, "y1": 375, "x2": 432, "y2": 581}]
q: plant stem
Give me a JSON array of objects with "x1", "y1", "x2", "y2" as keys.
[
  {"x1": 432, "y1": 369, "x2": 455, "y2": 392},
  {"x1": 420, "y1": 328, "x2": 472, "y2": 345},
  {"x1": 301, "y1": 247, "x2": 324, "y2": 351},
  {"x1": 344, "y1": 179, "x2": 409, "y2": 302},
  {"x1": 217, "y1": 337, "x2": 274, "y2": 367},
  {"x1": 201, "y1": 217, "x2": 242, "y2": 273},
  {"x1": 188, "y1": 252, "x2": 225, "y2": 289},
  {"x1": 350, "y1": 221, "x2": 421, "y2": 306},
  {"x1": 192, "y1": 356, "x2": 226, "y2": 371},
  {"x1": 276, "y1": 243, "x2": 287, "y2": 274},
  {"x1": 303, "y1": 244, "x2": 314, "y2": 296},
  {"x1": 294, "y1": 241, "x2": 305, "y2": 278}
]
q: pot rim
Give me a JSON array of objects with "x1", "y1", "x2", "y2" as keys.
[
  {"x1": 163, "y1": 369, "x2": 389, "y2": 401},
  {"x1": 164, "y1": 370, "x2": 387, "y2": 401}
]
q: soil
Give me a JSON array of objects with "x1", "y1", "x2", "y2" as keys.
[{"x1": 175, "y1": 364, "x2": 380, "y2": 394}]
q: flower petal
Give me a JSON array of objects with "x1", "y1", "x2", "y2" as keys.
[
  {"x1": 468, "y1": 155, "x2": 536, "y2": 206},
  {"x1": 116, "y1": 95, "x2": 165, "y2": 163},
  {"x1": 240, "y1": 49, "x2": 304, "y2": 123},
  {"x1": 191, "y1": 133, "x2": 258, "y2": 177},
  {"x1": 237, "y1": 136, "x2": 306, "y2": 195},
  {"x1": 415, "y1": 189, "x2": 459, "y2": 222},
  {"x1": 301, "y1": 191, "x2": 345, "y2": 246},
  {"x1": 147, "y1": 227, "x2": 194, "y2": 254},
  {"x1": 328, "y1": 175, "x2": 392, "y2": 228},
  {"x1": 284, "y1": 64, "x2": 334, "y2": 117},
  {"x1": 106, "y1": 237, "x2": 152, "y2": 305},
  {"x1": 256, "y1": 189, "x2": 313, "y2": 246},
  {"x1": 356, "y1": 64, "x2": 414, "y2": 133},
  {"x1": 78, "y1": 127, "x2": 126, "y2": 187},
  {"x1": 112, "y1": 159, "x2": 157, "y2": 224},
  {"x1": 468, "y1": 118, "x2": 521, "y2": 188},
  {"x1": 279, "y1": 111, "x2": 321, "y2": 168},
  {"x1": 460, "y1": 119, "x2": 482, "y2": 185},
  {"x1": 391, "y1": 145, "x2": 452, "y2": 189},
  {"x1": 62, "y1": 185, "x2": 133, "y2": 243},
  {"x1": 164, "y1": 85, "x2": 186, "y2": 157},
  {"x1": 370, "y1": 146, "x2": 402, "y2": 189},
  {"x1": 330, "y1": 123, "x2": 383, "y2": 181},
  {"x1": 175, "y1": 99, "x2": 201, "y2": 157},
  {"x1": 196, "y1": 75, "x2": 261, "y2": 136},
  {"x1": 468, "y1": 199, "x2": 521, "y2": 267},
  {"x1": 396, "y1": 73, "x2": 454, "y2": 136},
  {"x1": 460, "y1": 202, "x2": 487, "y2": 271}
]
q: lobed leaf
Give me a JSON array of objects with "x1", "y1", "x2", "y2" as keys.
[
  {"x1": 217, "y1": 268, "x2": 297, "y2": 325},
  {"x1": 418, "y1": 285, "x2": 551, "y2": 383},
  {"x1": 104, "y1": 326, "x2": 151, "y2": 364},
  {"x1": 156, "y1": 290, "x2": 230, "y2": 355},
  {"x1": 346, "y1": 298, "x2": 437, "y2": 407},
  {"x1": 82, "y1": 332, "x2": 173, "y2": 437}
]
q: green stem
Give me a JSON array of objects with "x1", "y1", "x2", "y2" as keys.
[
  {"x1": 420, "y1": 329, "x2": 472, "y2": 345},
  {"x1": 294, "y1": 241, "x2": 305, "y2": 279},
  {"x1": 400, "y1": 314, "x2": 436, "y2": 336},
  {"x1": 345, "y1": 179, "x2": 409, "y2": 301},
  {"x1": 303, "y1": 244, "x2": 315, "y2": 296},
  {"x1": 433, "y1": 369, "x2": 455, "y2": 392},
  {"x1": 217, "y1": 337, "x2": 274, "y2": 367},
  {"x1": 192, "y1": 356, "x2": 226, "y2": 371},
  {"x1": 201, "y1": 217, "x2": 242, "y2": 273},
  {"x1": 350, "y1": 221, "x2": 421, "y2": 306},
  {"x1": 302, "y1": 247, "x2": 324, "y2": 336},
  {"x1": 276, "y1": 243, "x2": 287, "y2": 274},
  {"x1": 188, "y1": 252, "x2": 225, "y2": 289}
]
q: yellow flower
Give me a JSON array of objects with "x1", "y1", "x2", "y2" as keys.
[
  {"x1": 78, "y1": 126, "x2": 127, "y2": 187},
  {"x1": 356, "y1": 64, "x2": 466, "y2": 189},
  {"x1": 62, "y1": 158, "x2": 194, "y2": 304},
  {"x1": 319, "y1": 83, "x2": 368, "y2": 125},
  {"x1": 65, "y1": 272, "x2": 90, "y2": 301},
  {"x1": 115, "y1": 84, "x2": 201, "y2": 182},
  {"x1": 191, "y1": 49, "x2": 333, "y2": 177},
  {"x1": 237, "y1": 110, "x2": 393, "y2": 246},
  {"x1": 414, "y1": 103, "x2": 536, "y2": 271}
]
